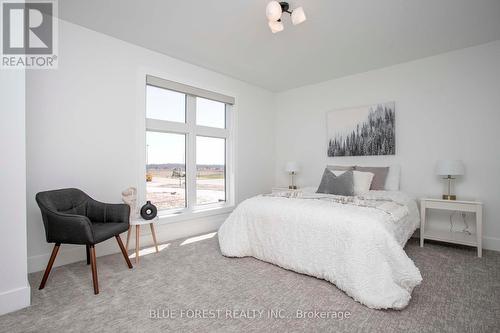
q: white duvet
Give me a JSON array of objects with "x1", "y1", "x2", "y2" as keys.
[{"x1": 218, "y1": 190, "x2": 422, "y2": 309}]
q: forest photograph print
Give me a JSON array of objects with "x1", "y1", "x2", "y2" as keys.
[{"x1": 327, "y1": 102, "x2": 395, "y2": 157}]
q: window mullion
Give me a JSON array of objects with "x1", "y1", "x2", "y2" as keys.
[
  {"x1": 225, "y1": 104, "x2": 233, "y2": 206},
  {"x1": 195, "y1": 126, "x2": 228, "y2": 138},
  {"x1": 186, "y1": 95, "x2": 197, "y2": 211},
  {"x1": 146, "y1": 118, "x2": 189, "y2": 134}
]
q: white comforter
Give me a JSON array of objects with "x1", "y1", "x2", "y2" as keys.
[{"x1": 218, "y1": 190, "x2": 422, "y2": 310}]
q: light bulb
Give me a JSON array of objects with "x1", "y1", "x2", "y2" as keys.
[
  {"x1": 268, "y1": 20, "x2": 284, "y2": 33},
  {"x1": 291, "y1": 6, "x2": 306, "y2": 25},
  {"x1": 266, "y1": 1, "x2": 282, "y2": 21}
]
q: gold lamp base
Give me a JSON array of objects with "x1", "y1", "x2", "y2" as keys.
[{"x1": 442, "y1": 194, "x2": 456, "y2": 200}]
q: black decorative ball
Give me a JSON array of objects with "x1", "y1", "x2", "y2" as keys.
[{"x1": 140, "y1": 201, "x2": 157, "y2": 220}]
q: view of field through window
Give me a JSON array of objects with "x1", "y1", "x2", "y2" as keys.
[
  {"x1": 146, "y1": 89, "x2": 226, "y2": 211},
  {"x1": 146, "y1": 162, "x2": 225, "y2": 211},
  {"x1": 196, "y1": 136, "x2": 225, "y2": 205},
  {"x1": 146, "y1": 131, "x2": 187, "y2": 210}
]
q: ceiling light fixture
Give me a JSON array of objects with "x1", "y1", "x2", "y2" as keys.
[{"x1": 266, "y1": 1, "x2": 306, "y2": 33}]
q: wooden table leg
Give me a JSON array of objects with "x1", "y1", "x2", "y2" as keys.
[
  {"x1": 150, "y1": 223, "x2": 159, "y2": 253},
  {"x1": 135, "y1": 225, "x2": 140, "y2": 264},
  {"x1": 125, "y1": 225, "x2": 131, "y2": 253},
  {"x1": 149, "y1": 223, "x2": 160, "y2": 253}
]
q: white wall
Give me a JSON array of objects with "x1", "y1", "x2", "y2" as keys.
[
  {"x1": 26, "y1": 20, "x2": 275, "y2": 273},
  {"x1": 274, "y1": 41, "x2": 500, "y2": 250},
  {"x1": 25, "y1": 19, "x2": 500, "y2": 274},
  {"x1": 0, "y1": 69, "x2": 30, "y2": 314}
]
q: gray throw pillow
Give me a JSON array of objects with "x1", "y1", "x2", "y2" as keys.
[
  {"x1": 316, "y1": 169, "x2": 354, "y2": 196},
  {"x1": 355, "y1": 166, "x2": 389, "y2": 190}
]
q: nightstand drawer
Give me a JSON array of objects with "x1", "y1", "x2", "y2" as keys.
[{"x1": 424, "y1": 200, "x2": 479, "y2": 212}]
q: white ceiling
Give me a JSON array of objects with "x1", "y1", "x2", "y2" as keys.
[{"x1": 59, "y1": 0, "x2": 500, "y2": 92}]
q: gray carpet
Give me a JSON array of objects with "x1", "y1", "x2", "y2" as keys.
[{"x1": 1, "y1": 234, "x2": 499, "y2": 333}]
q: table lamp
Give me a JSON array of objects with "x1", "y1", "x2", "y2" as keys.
[
  {"x1": 435, "y1": 160, "x2": 465, "y2": 200},
  {"x1": 285, "y1": 162, "x2": 299, "y2": 189}
]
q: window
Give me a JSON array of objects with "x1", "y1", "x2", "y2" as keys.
[
  {"x1": 146, "y1": 85, "x2": 186, "y2": 123},
  {"x1": 146, "y1": 132, "x2": 186, "y2": 210},
  {"x1": 196, "y1": 136, "x2": 225, "y2": 205},
  {"x1": 196, "y1": 97, "x2": 225, "y2": 128},
  {"x1": 145, "y1": 75, "x2": 234, "y2": 215}
]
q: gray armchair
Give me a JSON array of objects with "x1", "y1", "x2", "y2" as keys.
[{"x1": 36, "y1": 188, "x2": 133, "y2": 294}]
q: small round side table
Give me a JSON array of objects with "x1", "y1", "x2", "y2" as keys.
[{"x1": 125, "y1": 216, "x2": 159, "y2": 264}]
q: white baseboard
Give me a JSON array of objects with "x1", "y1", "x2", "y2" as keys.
[
  {"x1": 28, "y1": 212, "x2": 229, "y2": 273},
  {"x1": 483, "y1": 236, "x2": 500, "y2": 252},
  {"x1": 0, "y1": 285, "x2": 31, "y2": 316}
]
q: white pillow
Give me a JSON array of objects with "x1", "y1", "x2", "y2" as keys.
[
  {"x1": 384, "y1": 164, "x2": 401, "y2": 191},
  {"x1": 332, "y1": 170, "x2": 374, "y2": 195}
]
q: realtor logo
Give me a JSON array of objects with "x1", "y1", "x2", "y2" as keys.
[{"x1": 1, "y1": 0, "x2": 58, "y2": 68}]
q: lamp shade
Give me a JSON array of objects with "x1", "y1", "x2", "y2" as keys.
[
  {"x1": 435, "y1": 160, "x2": 465, "y2": 176},
  {"x1": 268, "y1": 20, "x2": 284, "y2": 33},
  {"x1": 291, "y1": 6, "x2": 306, "y2": 25},
  {"x1": 285, "y1": 161, "x2": 300, "y2": 173},
  {"x1": 266, "y1": 1, "x2": 282, "y2": 21}
]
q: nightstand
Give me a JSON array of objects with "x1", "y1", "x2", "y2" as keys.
[{"x1": 420, "y1": 198, "x2": 482, "y2": 257}]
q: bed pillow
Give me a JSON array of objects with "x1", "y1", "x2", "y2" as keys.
[
  {"x1": 332, "y1": 170, "x2": 374, "y2": 195},
  {"x1": 316, "y1": 169, "x2": 354, "y2": 196},
  {"x1": 384, "y1": 164, "x2": 401, "y2": 190},
  {"x1": 355, "y1": 166, "x2": 389, "y2": 190}
]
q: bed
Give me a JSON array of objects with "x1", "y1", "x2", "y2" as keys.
[{"x1": 218, "y1": 185, "x2": 422, "y2": 310}]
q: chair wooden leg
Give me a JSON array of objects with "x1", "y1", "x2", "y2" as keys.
[
  {"x1": 86, "y1": 245, "x2": 90, "y2": 265},
  {"x1": 39, "y1": 243, "x2": 60, "y2": 290},
  {"x1": 89, "y1": 245, "x2": 99, "y2": 295},
  {"x1": 115, "y1": 235, "x2": 133, "y2": 269},
  {"x1": 125, "y1": 226, "x2": 131, "y2": 253},
  {"x1": 150, "y1": 223, "x2": 159, "y2": 253}
]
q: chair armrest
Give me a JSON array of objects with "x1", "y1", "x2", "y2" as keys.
[
  {"x1": 44, "y1": 210, "x2": 94, "y2": 244},
  {"x1": 86, "y1": 198, "x2": 130, "y2": 223}
]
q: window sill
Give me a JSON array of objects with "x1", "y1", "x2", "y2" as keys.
[{"x1": 157, "y1": 205, "x2": 234, "y2": 225}]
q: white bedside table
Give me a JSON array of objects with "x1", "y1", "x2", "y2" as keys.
[
  {"x1": 125, "y1": 216, "x2": 160, "y2": 264},
  {"x1": 420, "y1": 198, "x2": 483, "y2": 257}
]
